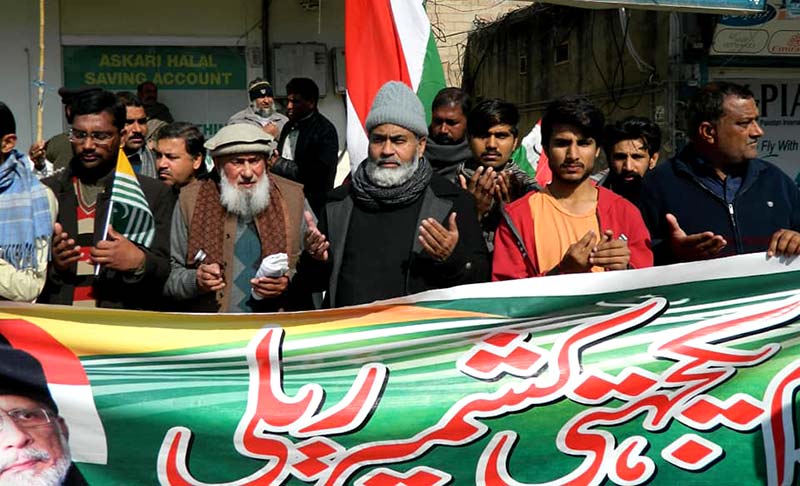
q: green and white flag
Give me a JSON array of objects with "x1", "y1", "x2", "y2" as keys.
[{"x1": 108, "y1": 149, "x2": 154, "y2": 247}]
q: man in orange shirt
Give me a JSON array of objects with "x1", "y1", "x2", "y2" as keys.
[{"x1": 492, "y1": 96, "x2": 652, "y2": 279}]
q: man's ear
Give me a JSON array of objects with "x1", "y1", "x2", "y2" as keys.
[
  {"x1": 417, "y1": 136, "x2": 427, "y2": 158},
  {"x1": 698, "y1": 122, "x2": 716, "y2": 144},
  {"x1": 0, "y1": 133, "x2": 18, "y2": 154},
  {"x1": 649, "y1": 152, "x2": 660, "y2": 169},
  {"x1": 192, "y1": 155, "x2": 203, "y2": 171}
]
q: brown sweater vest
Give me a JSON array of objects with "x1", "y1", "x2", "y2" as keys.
[{"x1": 178, "y1": 174, "x2": 305, "y2": 311}]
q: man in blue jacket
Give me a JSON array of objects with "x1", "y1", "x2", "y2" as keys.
[{"x1": 640, "y1": 81, "x2": 800, "y2": 265}]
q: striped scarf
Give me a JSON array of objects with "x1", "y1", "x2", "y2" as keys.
[{"x1": 0, "y1": 150, "x2": 52, "y2": 270}]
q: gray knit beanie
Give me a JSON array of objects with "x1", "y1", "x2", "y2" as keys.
[{"x1": 365, "y1": 81, "x2": 428, "y2": 138}]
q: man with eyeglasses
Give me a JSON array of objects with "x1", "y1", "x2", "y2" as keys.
[
  {"x1": 164, "y1": 124, "x2": 310, "y2": 312},
  {"x1": 38, "y1": 89, "x2": 174, "y2": 309},
  {"x1": 0, "y1": 346, "x2": 87, "y2": 485}
]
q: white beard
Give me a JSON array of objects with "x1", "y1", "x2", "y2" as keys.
[
  {"x1": 219, "y1": 174, "x2": 271, "y2": 221},
  {"x1": 0, "y1": 428, "x2": 71, "y2": 486},
  {"x1": 365, "y1": 154, "x2": 420, "y2": 188},
  {"x1": 252, "y1": 102, "x2": 275, "y2": 118}
]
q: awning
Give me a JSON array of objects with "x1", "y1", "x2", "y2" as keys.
[{"x1": 540, "y1": 0, "x2": 765, "y2": 14}]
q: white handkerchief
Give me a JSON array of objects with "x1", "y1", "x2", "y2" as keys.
[{"x1": 252, "y1": 253, "x2": 289, "y2": 300}]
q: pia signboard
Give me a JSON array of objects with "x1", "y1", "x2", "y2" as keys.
[{"x1": 544, "y1": 0, "x2": 765, "y2": 14}]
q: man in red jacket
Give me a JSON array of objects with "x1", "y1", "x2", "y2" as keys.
[{"x1": 492, "y1": 96, "x2": 652, "y2": 280}]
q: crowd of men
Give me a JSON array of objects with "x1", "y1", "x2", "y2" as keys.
[{"x1": 0, "y1": 78, "x2": 798, "y2": 313}]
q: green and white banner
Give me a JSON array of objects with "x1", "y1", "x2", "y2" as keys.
[{"x1": 1, "y1": 253, "x2": 799, "y2": 485}]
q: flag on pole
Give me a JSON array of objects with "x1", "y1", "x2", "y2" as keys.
[
  {"x1": 345, "y1": 0, "x2": 446, "y2": 171},
  {"x1": 510, "y1": 119, "x2": 552, "y2": 187},
  {"x1": 108, "y1": 150, "x2": 155, "y2": 248}
]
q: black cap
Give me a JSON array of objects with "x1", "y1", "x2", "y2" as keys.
[
  {"x1": 0, "y1": 346, "x2": 58, "y2": 413},
  {"x1": 58, "y1": 86, "x2": 103, "y2": 105},
  {"x1": 0, "y1": 102, "x2": 15, "y2": 139},
  {"x1": 248, "y1": 80, "x2": 273, "y2": 101}
]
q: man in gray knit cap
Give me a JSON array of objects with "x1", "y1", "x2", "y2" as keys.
[{"x1": 297, "y1": 81, "x2": 490, "y2": 308}]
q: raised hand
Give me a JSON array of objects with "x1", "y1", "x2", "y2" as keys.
[
  {"x1": 419, "y1": 213, "x2": 459, "y2": 262},
  {"x1": 666, "y1": 213, "x2": 726, "y2": 262},
  {"x1": 51, "y1": 222, "x2": 81, "y2": 272},
  {"x1": 557, "y1": 230, "x2": 596, "y2": 274},
  {"x1": 459, "y1": 166, "x2": 496, "y2": 219},
  {"x1": 303, "y1": 210, "x2": 329, "y2": 262},
  {"x1": 589, "y1": 230, "x2": 630, "y2": 271}
]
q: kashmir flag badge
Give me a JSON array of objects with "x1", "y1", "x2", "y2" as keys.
[{"x1": 106, "y1": 149, "x2": 155, "y2": 248}]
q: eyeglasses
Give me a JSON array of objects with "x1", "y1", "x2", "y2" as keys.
[
  {"x1": 69, "y1": 129, "x2": 116, "y2": 145},
  {"x1": 0, "y1": 408, "x2": 52, "y2": 431}
]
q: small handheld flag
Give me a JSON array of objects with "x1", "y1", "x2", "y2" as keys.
[{"x1": 107, "y1": 150, "x2": 155, "y2": 248}]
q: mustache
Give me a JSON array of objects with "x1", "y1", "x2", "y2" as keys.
[
  {"x1": 431, "y1": 133, "x2": 455, "y2": 143},
  {"x1": 0, "y1": 448, "x2": 50, "y2": 472}
]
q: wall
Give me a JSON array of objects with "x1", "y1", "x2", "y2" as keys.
[
  {"x1": 59, "y1": 0, "x2": 262, "y2": 137},
  {"x1": 426, "y1": 0, "x2": 531, "y2": 86},
  {"x1": 0, "y1": 0, "x2": 65, "y2": 150},
  {"x1": 60, "y1": 0, "x2": 259, "y2": 37},
  {"x1": 463, "y1": 4, "x2": 674, "y2": 155},
  {"x1": 268, "y1": 0, "x2": 347, "y2": 151}
]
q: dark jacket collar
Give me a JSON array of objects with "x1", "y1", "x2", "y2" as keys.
[{"x1": 674, "y1": 145, "x2": 769, "y2": 195}]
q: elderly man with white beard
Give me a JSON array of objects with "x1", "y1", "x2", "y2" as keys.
[
  {"x1": 163, "y1": 124, "x2": 309, "y2": 312},
  {"x1": 227, "y1": 78, "x2": 289, "y2": 139},
  {"x1": 297, "y1": 81, "x2": 490, "y2": 308},
  {"x1": 0, "y1": 346, "x2": 87, "y2": 486}
]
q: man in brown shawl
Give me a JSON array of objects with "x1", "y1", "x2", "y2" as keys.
[{"x1": 163, "y1": 124, "x2": 308, "y2": 312}]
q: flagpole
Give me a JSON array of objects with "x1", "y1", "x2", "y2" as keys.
[
  {"x1": 36, "y1": 0, "x2": 45, "y2": 143},
  {"x1": 94, "y1": 200, "x2": 113, "y2": 276}
]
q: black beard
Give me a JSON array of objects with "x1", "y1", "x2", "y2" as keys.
[
  {"x1": 608, "y1": 171, "x2": 643, "y2": 201},
  {"x1": 71, "y1": 155, "x2": 116, "y2": 184}
]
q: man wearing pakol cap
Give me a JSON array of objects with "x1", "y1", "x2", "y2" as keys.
[
  {"x1": 297, "y1": 81, "x2": 490, "y2": 308},
  {"x1": 164, "y1": 123, "x2": 311, "y2": 312},
  {"x1": 0, "y1": 346, "x2": 88, "y2": 485},
  {"x1": 227, "y1": 78, "x2": 289, "y2": 139},
  {"x1": 0, "y1": 103, "x2": 58, "y2": 302}
]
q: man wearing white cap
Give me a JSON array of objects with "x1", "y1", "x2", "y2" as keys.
[
  {"x1": 298, "y1": 81, "x2": 490, "y2": 308},
  {"x1": 164, "y1": 124, "x2": 310, "y2": 312}
]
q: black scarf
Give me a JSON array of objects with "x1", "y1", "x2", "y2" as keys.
[
  {"x1": 351, "y1": 158, "x2": 433, "y2": 210},
  {"x1": 424, "y1": 139, "x2": 472, "y2": 168}
]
